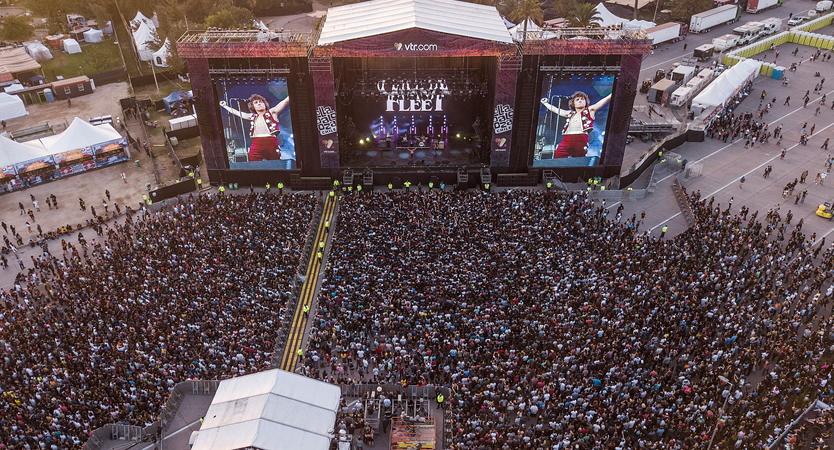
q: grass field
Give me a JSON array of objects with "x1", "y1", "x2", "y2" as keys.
[{"x1": 40, "y1": 38, "x2": 124, "y2": 82}]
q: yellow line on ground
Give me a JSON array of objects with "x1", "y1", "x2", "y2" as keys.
[{"x1": 281, "y1": 195, "x2": 336, "y2": 371}]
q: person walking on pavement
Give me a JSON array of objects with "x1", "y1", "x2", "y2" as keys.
[
  {"x1": 51, "y1": 194, "x2": 57, "y2": 208},
  {"x1": 105, "y1": 190, "x2": 111, "y2": 201},
  {"x1": 823, "y1": 138, "x2": 830, "y2": 150},
  {"x1": 18, "y1": 202, "x2": 24, "y2": 215},
  {"x1": 660, "y1": 224, "x2": 668, "y2": 239},
  {"x1": 784, "y1": 96, "x2": 791, "y2": 106},
  {"x1": 739, "y1": 176, "x2": 746, "y2": 188}
]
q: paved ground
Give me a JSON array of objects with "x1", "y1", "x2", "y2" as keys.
[{"x1": 617, "y1": 29, "x2": 834, "y2": 244}]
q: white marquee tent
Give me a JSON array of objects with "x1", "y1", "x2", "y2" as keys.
[
  {"x1": 83, "y1": 29, "x2": 103, "y2": 43},
  {"x1": 0, "y1": 134, "x2": 49, "y2": 168},
  {"x1": 0, "y1": 93, "x2": 28, "y2": 121},
  {"x1": 33, "y1": 117, "x2": 122, "y2": 155},
  {"x1": 62, "y1": 38, "x2": 81, "y2": 54},
  {"x1": 130, "y1": 11, "x2": 157, "y2": 31},
  {"x1": 192, "y1": 369, "x2": 341, "y2": 450},
  {"x1": 692, "y1": 59, "x2": 761, "y2": 111},
  {"x1": 133, "y1": 22, "x2": 156, "y2": 61},
  {"x1": 153, "y1": 38, "x2": 171, "y2": 67},
  {"x1": 594, "y1": 3, "x2": 655, "y2": 30},
  {"x1": 25, "y1": 42, "x2": 53, "y2": 62},
  {"x1": 318, "y1": 0, "x2": 513, "y2": 45}
]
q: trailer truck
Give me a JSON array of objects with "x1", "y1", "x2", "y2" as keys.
[
  {"x1": 747, "y1": 0, "x2": 783, "y2": 13},
  {"x1": 645, "y1": 22, "x2": 688, "y2": 48},
  {"x1": 690, "y1": 5, "x2": 742, "y2": 33}
]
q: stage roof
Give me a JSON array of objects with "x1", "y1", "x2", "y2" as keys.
[{"x1": 318, "y1": 0, "x2": 513, "y2": 45}]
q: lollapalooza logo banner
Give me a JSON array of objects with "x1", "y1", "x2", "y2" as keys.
[
  {"x1": 311, "y1": 59, "x2": 340, "y2": 168},
  {"x1": 490, "y1": 61, "x2": 519, "y2": 167}
]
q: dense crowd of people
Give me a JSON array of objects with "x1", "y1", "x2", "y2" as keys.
[
  {"x1": 307, "y1": 189, "x2": 834, "y2": 450},
  {"x1": 0, "y1": 192, "x2": 317, "y2": 449}
]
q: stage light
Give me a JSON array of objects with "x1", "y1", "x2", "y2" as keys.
[{"x1": 456, "y1": 133, "x2": 461, "y2": 138}]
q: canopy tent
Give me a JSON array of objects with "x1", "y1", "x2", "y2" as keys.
[
  {"x1": 192, "y1": 369, "x2": 341, "y2": 450},
  {"x1": 0, "y1": 93, "x2": 27, "y2": 121},
  {"x1": 133, "y1": 23, "x2": 156, "y2": 61},
  {"x1": 153, "y1": 38, "x2": 171, "y2": 67},
  {"x1": 63, "y1": 39, "x2": 82, "y2": 54},
  {"x1": 83, "y1": 29, "x2": 103, "y2": 43},
  {"x1": 0, "y1": 47, "x2": 41, "y2": 77},
  {"x1": 33, "y1": 117, "x2": 122, "y2": 155},
  {"x1": 130, "y1": 11, "x2": 157, "y2": 31},
  {"x1": 692, "y1": 59, "x2": 760, "y2": 109},
  {"x1": 253, "y1": 20, "x2": 270, "y2": 31},
  {"x1": 0, "y1": 133, "x2": 50, "y2": 178},
  {"x1": 318, "y1": 0, "x2": 513, "y2": 45},
  {"x1": 25, "y1": 42, "x2": 53, "y2": 62},
  {"x1": 606, "y1": 0, "x2": 654, "y2": 10},
  {"x1": 594, "y1": 3, "x2": 655, "y2": 29},
  {"x1": 162, "y1": 90, "x2": 192, "y2": 113},
  {"x1": 4, "y1": 83, "x2": 25, "y2": 93}
]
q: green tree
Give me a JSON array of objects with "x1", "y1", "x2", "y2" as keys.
[
  {"x1": 204, "y1": 6, "x2": 253, "y2": 28},
  {"x1": 509, "y1": 0, "x2": 543, "y2": 42},
  {"x1": 0, "y1": 14, "x2": 34, "y2": 41},
  {"x1": 549, "y1": 0, "x2": 579, "y2": 19},
  {"x1": 567, "y1": 3, "x2": 602, "y2": 27},
  {"x1": 670, "y1": 0, "x2": 712, "y2": 22}
]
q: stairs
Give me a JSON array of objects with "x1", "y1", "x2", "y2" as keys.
[{"x1": 671, "y1": 178, "x2": 697, "y2": 227}]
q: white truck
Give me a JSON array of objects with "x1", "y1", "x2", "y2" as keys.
[
  {"x1": 757, "y1": 17, "x2": 783, "y2": 34},
  {"x1": 731, "y1": 22, "x2": 764, "y2": 46},
  {"x1": 712, "y1": 33, "x2": 740, "y2": 51},
  {"x1": 818, "y1": 1, "x2": 833, "y2": 12},
  {"x1": 670, "y1": 69, "x2": 718, "y2": 107},
  {"x1": 690, "y1": 5, "x2": 741, "y2": 33},
  {"x1": 747, "y1": 0, "x2": 783, "y2": 13},
  {"x1": 645, "y1": 22, "x2": 688, "y2": 48}
]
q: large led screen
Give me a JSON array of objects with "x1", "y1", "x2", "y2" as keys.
[
  {"x1": 532, "y1": 74, "x2": 615, "y2": 167},
  {"x1": 215, "y1": 77, "x2": 297, "y2": 170}
]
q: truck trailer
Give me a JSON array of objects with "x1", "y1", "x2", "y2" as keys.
[
  {"x1": 645, "y1": 22, "x2": 688, "y2": 48},
  {"x1": 690, "y1": 5, "x2": 742, "y2": 33},
  {"x1": 747, "y1": 0, "x2": 783, "y2": 13}
]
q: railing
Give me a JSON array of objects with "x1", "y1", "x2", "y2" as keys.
[
  {"x1": 83, "y1": 380, "x2": 219, "y2": 450},
  {"x1": 177, "y1": 29, "x2": 311, "y2": 44}
]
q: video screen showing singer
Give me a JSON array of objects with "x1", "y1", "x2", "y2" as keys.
[
  {"x1": 220, "y1": 94, "x2": 290, "y2": 162},
  {"x1": 533, "y1": 75, "x2": 615, "y2": 167}
]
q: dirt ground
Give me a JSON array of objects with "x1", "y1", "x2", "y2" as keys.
[{"x1": 3, "y1": 82, "x2": 130, "y2": 133}]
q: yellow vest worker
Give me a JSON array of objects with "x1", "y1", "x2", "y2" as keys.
[
  {"x1": 329, "y1": 191, "x2": 335, "y2": 198},
  {"x1": 302, "y1": 304, "x2": 310, "y2": 315},
  {"x1": 319, "y1": 241, "x2": 325, "y2": 250},
  {"x1": 278, "y1": 182, "x2": 284, "y2": 190},
  {"x1": 317, "y1": 251, "x2": 323, "y2": 260},
  {"x1": 388, "y1": 183, "x2": 393, "y2": 190},
  {"x1": 436, "y1": 393, "x2": 444, "y2": 408},
  {"x1": 325, "y1": 220, "x2": 330, "y2": 230},
  {"x1": 546, "y1": 182, "x2": 552, "y2": 189},
  {"x1": 266, "y1": 183, "x2": 271, "y2": 191},
  {"x1": 357, "y1": 185, "x2": 362, "y2": 192},
  {"x1": 219, "y1": 185, "x2": 226, "y2": 195},
  {"x1": 197, "y1": 179, "x2": 202, "y2": 187},
  {"x1": 484, "y1": 183, "x2": 490, "y2": 190},
  {"x1": 297, "y1": 348, "x2": 303, "y2": 357},
  {"x1": 429, "y1": 182, "x2": 434, "y2": 189}
]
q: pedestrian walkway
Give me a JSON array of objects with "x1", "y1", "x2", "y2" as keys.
[{"x1": 280, "y1": 193, "x2": 337, "y2": 372}]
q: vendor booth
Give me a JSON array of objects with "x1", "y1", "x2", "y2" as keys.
[
  {"x1": 162, "y1": 90, "x2": 192, "y2": 113},
  {"x1": 35, "y1": 117, "x2": 129, "y2": 174},
  {"x1": 25, "y1": 42, "x2": 53, "y2": 62}
]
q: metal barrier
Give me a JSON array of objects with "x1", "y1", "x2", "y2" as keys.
[{"x1": 84, "y1": 380, "x2": 219, "y2": 450}]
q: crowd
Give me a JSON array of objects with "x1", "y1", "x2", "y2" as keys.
[
  {"x1": 307, "y1": 189, "x2": 834, "y2": 450},
  {"x1": 0, "y1": 192, "x2": 316, "y2": 449}
]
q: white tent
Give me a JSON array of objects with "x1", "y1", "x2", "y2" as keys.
[
  {"x1": 83, "y1": 29, "x2": 103, "y2": 43},
  {"x1": 0, "y1": 93, "x2": 27, "y2": 121},
  {"x1": 34, "y1": 117, "x2": 122, "y2": 155},
  {"x1": 63, "y1": 38, "x2": 81, "y2": 54},
  {"x1": 25, "y1": 42, "x2": 53, "y2": 62},
  {"x1": 594, "y1": 3, "x2": 625, "y2": 27},
  {"x1": 0, "y1": 134, "x2": 49, "y2": 167},
  {"x1": 692, "y1": 59, "x2": 761, "y2": 109},
  {"x1": 318, "y1": 0, "x2": 513, "y2": 45},
  {"x1": 192, "y1": 369, "x2": 340, "y2": 450},
  {"x1": 594, "y1": 3, "x2": 655, "y2": 29},
  {"x1": 130, "y1": 11, "x2": 156, "y2": 31},
  {"x1": 132, "y1": 22, "x2": 156, "y2": 61},
  {"x1": 153, "y1": 38, "x2": 171, "y2": 67}
]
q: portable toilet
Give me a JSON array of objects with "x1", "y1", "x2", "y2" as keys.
[
  {"x1": 763, "y1": 63, "x2": 774, "y2": 77},
  {"x1": 772, "y1": 66, "x2": 785, "y2": 79},
  {"x1": 43, "y1": 88, "x2": 54, "y2": 102}
]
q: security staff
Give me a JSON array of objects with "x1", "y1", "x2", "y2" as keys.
[
  {"x1": 436, "y1": 392, "x2": 445, "y2": 409},
  {"x1": 660, "y1": 225, "x2": 668, "y2": 238}
]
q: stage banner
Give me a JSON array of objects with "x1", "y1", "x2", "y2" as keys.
[
  {"x1": 311, "y1": 57, "x2": 340, "y2": 168},
  {"x1": 491, "y1": 57, "x2": 520, "y2": 167}
]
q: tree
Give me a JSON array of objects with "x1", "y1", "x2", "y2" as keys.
[
  {"x1": 670, "y1": 0, "x2": 711, "y2": 22},
  {"x1": 509, "y1": 0, "x2": 543, "y2": 42},
  {"x1": 204, "y1": 6, "x2": 253, "y2": 28},
  {"x1": 567, "y1": 3, "x2": 602, "y2": 27},
  {"x1": 0, "y1": 14, "x2": 34, "y2": 42}
]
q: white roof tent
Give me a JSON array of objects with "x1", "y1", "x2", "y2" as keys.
[
  {"x1": 192, "y1": 369, "x2": 341, "y2": 450},
  {"x1": 318, "y1": 0, "x2": 513, "y2": 45}
]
